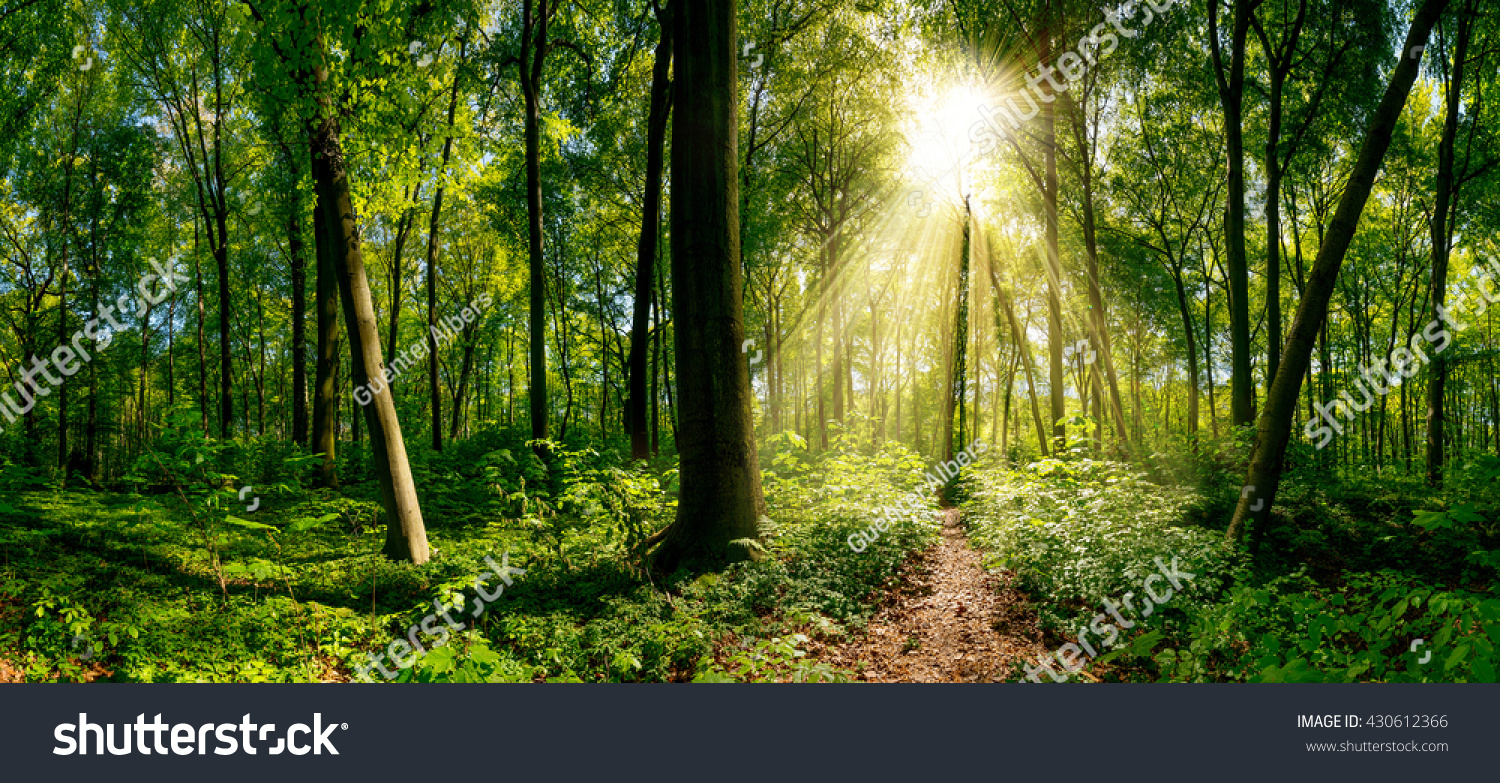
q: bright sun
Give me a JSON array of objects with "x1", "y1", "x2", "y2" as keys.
[{"x1": 907, "y1": 83, "x2": 988, "y2": 197}]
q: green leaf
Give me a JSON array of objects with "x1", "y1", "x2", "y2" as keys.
[
  {"x1": 1129, "y1": 630, "x2": 1164, "y2": 657},
  {"x1": 225, "y1": 515, "x2": 277, "y2": 532}
]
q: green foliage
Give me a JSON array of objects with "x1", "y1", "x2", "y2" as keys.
[
  {"x1": 964, "y1": 458, "x2": 1241, "y2": 638},
  {"x1": 394, "y1": 633, "x2": 532, "y2": 683},
  {"x1": 1131, "y1": 571, "x2": 1500, "y2": 683},
  {"x1": 693, "y1": 633, "x2": 851, "y2": 683},
  {"x1": 966, "y1": 457, "x2": 1498, "y2": 683},
  {"x1": 0, "y1": 444, "x2": 926, "y2": 683}
]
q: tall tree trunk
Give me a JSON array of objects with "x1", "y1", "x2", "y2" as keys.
[
  {"x1": 289, "y1": 177, "x2": 309, "y2": 447},
  {"x1": 1212, "y1": 0, "x2": 1259, "y2": 428},
  {"x1": 215, "y1": 206, "x2": 232, "y2": 439},
  {"x1": 1229, "y1": 0, "x2": 1447, "y2": 540},
  {"x1": 943, "y1": 198, "x2": 971, "y2": 462},
  {"x1": 987, "y1": 249, "x2": 1049, "y2": 456},
  {"x1": 1425, "y1": 1, "x2": 1471, "y2": 487},
  {"x1": 426, "y1": 39, "x2": 466, "y2": 453},
  {"x1": 629, "y1": 1, "x2": 673, "y2": 460},
  {"x1": 450, "y1": 324, "x2": 477, "y2": 440},
  {"x1": 1064, "y1": 91, "x2": 1130, "y2": 454},
  {"x1": 84, "y1": 274, "x2": 99, "y2": 482},
  {"x1": 194, "y1": 224, "x2": 209, "y2": 433},
  {"x1": 56, "y1": 260, "x2": 69, "y2": 470},
  {"x1": 521, "y1": 0, "x2": 553, "y2": 451},
  {"x1": 55, "y1": 90, "x2": 84, "y2": 473},
  {"x1": 650, "y1": 0, "x2": 763, "y2": 571},
  {"x1": 1170, "y1": 265, "x2": 1202, "y2": 441},
  {"x1": 832, "y1": 234, "x2": 844, "y2": 432},
  {"x1": 1040, "y1": 21, "x2": 1064, "y2": 452},
  {"x1": 387, "y1": 180, "x2": 420, "y2": 361},
  {"x1": 651, "y1": 277, "x2": 662, "y2": 456},
  {"x1": 816, "y1": 254, "x2": 826, "y2": 450},
  {"x1": 311, "y1": 180, "x2": 341, "y2": 489},
  {"x1": 1265, "y1": 70, "x2": 1285, "y2": 394}
]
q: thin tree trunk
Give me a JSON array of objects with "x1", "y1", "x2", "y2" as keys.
[
  {"x1": 1211, "y1": 0, "x2": 1259, "y2": 428},
  {"x1": 987, "y1": 256, "x2": 1049, "y2": 456},
  {"x1": 289, "y1": 168, "x2": 309, "y2": 447},
  {"x1": 194, "y1": 223, "x2": 209, "y2": 433},
  {"x1": 426, "y1": 39, "x2": 465, "y2": 452},
  {"x1": 1425, "y1": 2, "x2": 1471, "y2": 486},
  {"x1": 629, "y1": 2, "x2": 673, "y2": 460}
]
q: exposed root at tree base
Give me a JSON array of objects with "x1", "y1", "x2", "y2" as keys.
[{"x1": 817, "y1": 508, "x2": 1050, "y2": 682}]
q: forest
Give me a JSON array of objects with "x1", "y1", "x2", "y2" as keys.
[{"x1": 0, "y1": 0, "x2": 1497, "y2": 684}]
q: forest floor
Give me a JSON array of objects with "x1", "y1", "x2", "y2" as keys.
[{"x1": 819, "y1": 508, "x2": 1050, "y2": 682}]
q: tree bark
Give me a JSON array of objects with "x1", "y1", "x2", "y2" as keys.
[
  {"x1": 1063, "y1": 91, "x2": 1130, "y2": 455},
  {"x1": 650, "y1": 0, "x2": 764, "y2": 572},
  {"x1": 1040, "y1": 22, "x2": 1064, "y2": 452},
  {"x1": 986, "y1": 253, "x2": 1048, "y2": 456},
  {"x1": 426, "y1": 38, "x2": 466, "y2": 453},
  {"x1": 287, "y1": 154, "x2": 309, "y2": 448},
  {"x1": 311, "y1": 170, "x2": 341, "y2": 489}
]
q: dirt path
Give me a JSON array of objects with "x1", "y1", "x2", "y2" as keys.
[{"x1": 819, "y1": 508, "x2": 1050, "y2": 682}]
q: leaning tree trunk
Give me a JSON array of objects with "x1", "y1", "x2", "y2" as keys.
[
  {"x1": 649, "y1": 0, "x2": 764, "y2": 572},
  {"x1": 310, "y1": 99, "x2": 431, "y2": 564},
  {"x1": 1066, "y1": 91, "x2": 1130, "y2": 455},
  {"x1": 1228, "y1": 0, "x2": 1448, "y2": 542},
  {"x1": 986, "y1": 256, "x2": 1048, "y2": 456},
  {"x1": 1039, "y1": 22, "x2": 1065, "y2": 453}
]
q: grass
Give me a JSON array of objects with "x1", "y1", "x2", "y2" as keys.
[{"x1": 0, "y1": 432, "x2": 942, "y2": 683}]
